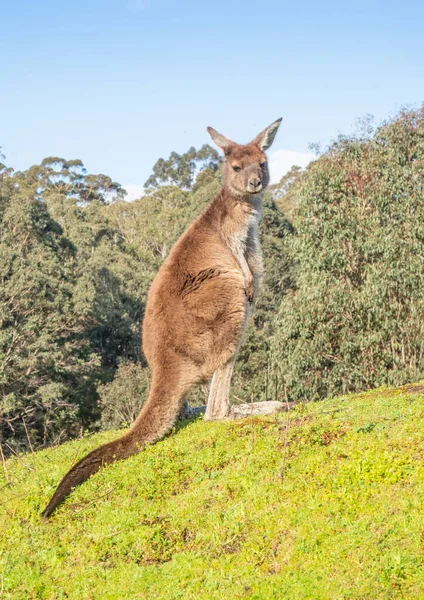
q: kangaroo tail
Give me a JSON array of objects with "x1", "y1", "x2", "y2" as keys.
[{"x1": 41, "y1": 375, "x2": 187, "y2": 518}]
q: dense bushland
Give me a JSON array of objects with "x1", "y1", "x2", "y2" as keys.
[{"x1": 1, "y1": 107, "x2": 424, "y2": 451}]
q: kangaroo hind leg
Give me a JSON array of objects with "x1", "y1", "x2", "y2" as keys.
[{"x1": 204, "y1": 356, "x2": 236, "y2": 421}]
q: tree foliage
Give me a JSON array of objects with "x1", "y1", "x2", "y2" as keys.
[
  {"x1": 0, "y1": 158, "x2": 142, "y2": 452},
  {"x1": 272, "y1": 107, "x2": 424, "y2": 400},
  {"x1": 15, "y1": 157, "x2": 126, "y2": 205},
  {"x1": 144, "y1": 144, "x2": 221, "y2": 190},
  {"x1": 0, "y1": 185, "x2": 92, "y2": 449},
  {"x1": 269, "y1": 164, "x2": 304, "y2": 219}
]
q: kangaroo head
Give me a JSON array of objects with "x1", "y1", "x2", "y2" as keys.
[{"x1": 207, "y1": 118, "x2": 282, "y2": 197}]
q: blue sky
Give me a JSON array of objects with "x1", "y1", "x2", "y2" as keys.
[{"x1": 1, "y1": 0, "x2": 423, "y2": 197}]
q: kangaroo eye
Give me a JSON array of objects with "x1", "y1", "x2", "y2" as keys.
[
  {"x1": 232, "y1": 166, "x2": 241, "y2": 172},
  {"x1": 260, "y1": 162, "x2": 268, "y2": 169}
]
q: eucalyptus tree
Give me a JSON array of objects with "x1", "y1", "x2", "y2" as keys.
[{"x1": 272, "y1": 108, "x2": 424, "y2": 400}]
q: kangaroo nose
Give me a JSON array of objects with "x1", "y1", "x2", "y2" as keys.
[{"x1": 249, "y1": 177, "x2": 261, "y2": 188}]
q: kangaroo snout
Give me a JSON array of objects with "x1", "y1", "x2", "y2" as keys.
[{"x1": 248, "y1": 177, "x2": 262, "y2": 192}]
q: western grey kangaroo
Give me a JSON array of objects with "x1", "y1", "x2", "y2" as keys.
[{"x1": 41, "y1": 118, "x2": 283, "y2": 518}]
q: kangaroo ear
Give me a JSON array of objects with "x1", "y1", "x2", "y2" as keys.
[
  {"x1": 252, "y1": 118, "x2": 283, "y2": 151},
  {"x1": 207, "y1": 127, "x2": 234, "y2": 153}
]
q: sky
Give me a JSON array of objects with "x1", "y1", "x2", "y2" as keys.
[{"x1": 1, "y1": 0, "x2": 423, "y2": 199}]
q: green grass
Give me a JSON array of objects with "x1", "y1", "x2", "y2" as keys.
[{"x1": 1, "y1": 384, "x2": 424, "y2": 599}]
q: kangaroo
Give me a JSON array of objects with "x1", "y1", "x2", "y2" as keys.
[{"x1": 41, "y1": 118, "x2": 283, "y2": 518}]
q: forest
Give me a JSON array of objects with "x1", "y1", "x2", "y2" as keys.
[{"x1": 1, "y1": 106, "x2": 424, "y2": 454}]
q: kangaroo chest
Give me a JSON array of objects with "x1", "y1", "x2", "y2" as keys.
[{"x1": 227, "y1": 209, "x2": 261, "y2": 279}]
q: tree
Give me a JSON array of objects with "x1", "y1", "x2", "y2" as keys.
[
  {"x1": 271, "y1": 107, "x2": 424, "y2": 400},
  {"x1": 0, "y1": 184, "x2": 95, "y2": 451},
  {"x1": 269, "y1": 165, "x2": 304, "y2": 220},
  {"x1": 0, "y1": 157, "x2": 143, "y2": 453},
  {"x1": 14, "y1": 157, "x2": 126, "y2": 205},
  {"x1": 144, "y1": 144, "x2": 221, "y2": 190}
]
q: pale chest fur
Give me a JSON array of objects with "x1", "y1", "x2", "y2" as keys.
[{"x1": 226, "y1": 207, "x2": 262, "y2": 282}]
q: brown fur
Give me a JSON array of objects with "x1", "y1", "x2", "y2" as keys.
[{"x1": 41, "y1": 118, "x2": 282, "y2": 518}]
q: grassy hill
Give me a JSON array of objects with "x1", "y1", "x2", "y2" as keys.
[{"x1": 1, "y1": 385, "x2": 423, "y2": 599}]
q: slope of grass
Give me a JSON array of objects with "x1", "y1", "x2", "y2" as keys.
[{"x1": 1, "y1": 384, "x2": 424, "y2": 599}]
